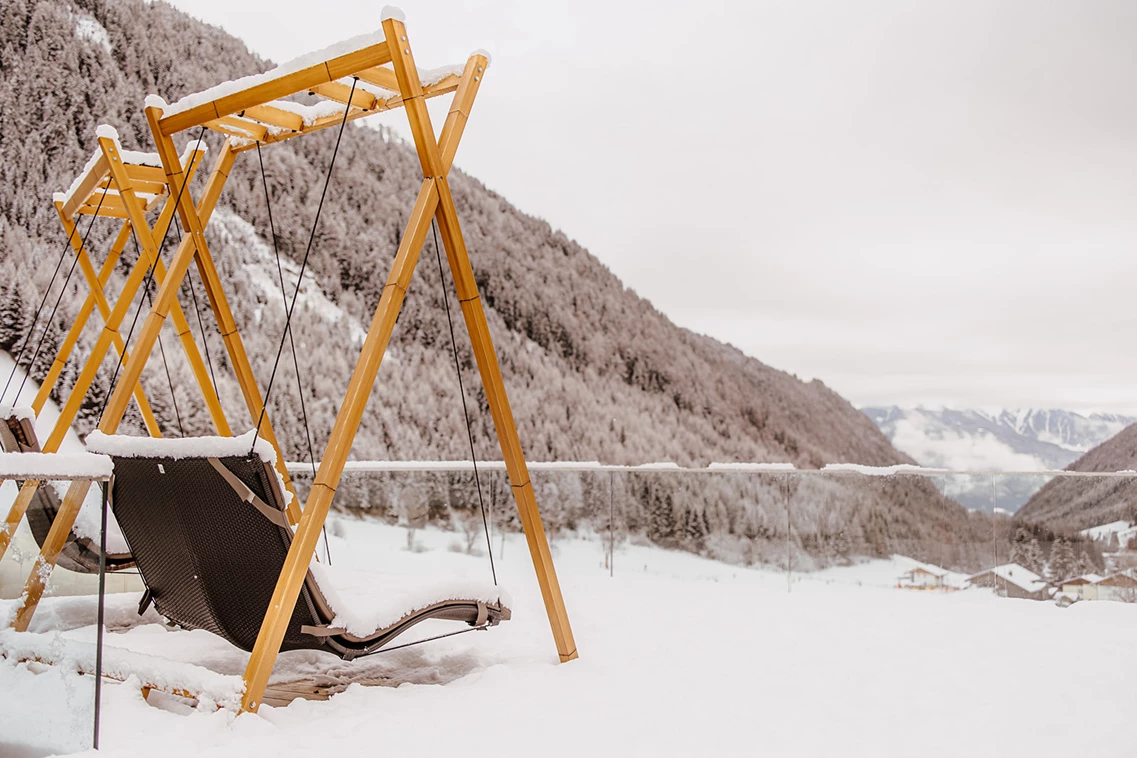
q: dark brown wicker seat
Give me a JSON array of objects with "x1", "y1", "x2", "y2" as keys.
[
  {"x1": 1, "y1": 411, "x2": 134, "y2": 572},
  {"x1": 93, "y1": 440, "x2": 509, "y2": 660}
]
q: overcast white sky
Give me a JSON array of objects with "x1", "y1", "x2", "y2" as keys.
[{"x1": 165, "y1": 0, "x2": 1137, "y2": 414}]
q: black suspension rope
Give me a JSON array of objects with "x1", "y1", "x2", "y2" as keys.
[
  {"x1": 431, "y1": 220, "x2": 497, "y2": 586},
  {"x1": 252, "y1": 79, "x2": 357, "y2": 452},
  {"x1": 255, "y1": 140, "x2": 330, "y2": 564},
  {"x1": 140, "y1": 242, "x2": 184, "y2": 436},
  {"x1": 98, "y1": 128, "x2": 207, "y2": 423},
  {"x1": 173, "y1": 214, "x2": 221, "y2": 404},
  {"x1": 7, "y1": 187, "x2": 110, "y2": 403},
  {"x1": 1, "y1": 198, "x2": 90, "y2": 399}
]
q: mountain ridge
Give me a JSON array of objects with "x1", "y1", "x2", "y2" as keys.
[
  {"x1": 1017, "y1": 422, "x2": 1137, "y2": 530},
  {"x1": 863, "y1": 405, "x2": 1135, "y2": 512}
]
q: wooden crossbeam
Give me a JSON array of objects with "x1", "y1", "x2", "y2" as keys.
[
  {"x1": 61, "y1": 153, "x2": 111, "y2": 219},
  {"x1": 355, "y1": 66, "x2": 400, "y2": 92},
  {"x1": 242, "y1": 104, "x2": 304, "y2": 132},
  {"x1": 205, "y1": 115, "x2": 269, "y2": 142},
  {"x1": 310, "y1": 81, "x2": 376, "y2": 110},
  {"x1": 157, "y1": 43, "x2": 392, "y2": 135},
  {"x1": 227, "y1": 74, "x2": 462, "y2": 153},
  {"x1": 97, "y1": 175, "x2": 168, "y2": 196}
]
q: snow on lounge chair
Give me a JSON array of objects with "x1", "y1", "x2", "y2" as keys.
[
  {"x1": 85, "y1": 431, "x2": 510, "y2": 659},
  {"x1": 0, "y1": 407, "x2": 135, "y2": 573}
]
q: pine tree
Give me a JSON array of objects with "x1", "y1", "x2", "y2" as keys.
[
  {"x1": 0, "y1": 279, "x2": 29, "y2": 352},
  {"x1": 1048, "y1": 539, "x2": 1077, "y2": 581},
  {"x1": 1022, "y1": 539, "x2": 1045, "y2": 576}
]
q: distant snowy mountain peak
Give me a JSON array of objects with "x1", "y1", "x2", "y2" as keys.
[{"x1": 861, "y1": 405, "x2": 1136, "y2": 512}]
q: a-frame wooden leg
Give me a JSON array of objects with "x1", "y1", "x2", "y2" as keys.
[
  {"x1": 51, "y1": 210, "x2": 162, "y2": 437},
  {"x1": 142, "y1": 121, "x2": 302, "y2": 525},
  {"x1": 434, "y1": 179, "x2": 578, "y2": 661},
  {"x1": 33, "y1": 224, "x2": 131, "y2": 414},
  {"x1": 385, "y1": 18, "x2": 576, "y2": 663},
  {"x1": 7, "y1": 145, "x2": 236, "y2": 631},
  {"x1": 98, "y1": 136, "x2": 233, "y2": 438}
]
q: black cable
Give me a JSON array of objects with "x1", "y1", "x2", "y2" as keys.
[
  {"x1": 10, "y1": 187, "x2": 110, "y2": 403},
  {"x1": 140, "y1": 244, "x2": 183, "y2": 436},
  {"x1": 252, "y1": 79, "x2": 357, "y2": 452},
  {"x1": 256, "y1": 141, "x2": 330, "y2": 564},
  {"x1": 98, "y1": 128, "x2": 206, "y2": 424},
  {"x1": 173, "y1": 214, "x2": 221, "y2": 405},
  {"x1": 1, "y1": 198, "x2": 87, "y2": 399},
  {"x1": 431, "y1": 219, "x2": 496, "y2": 585}
]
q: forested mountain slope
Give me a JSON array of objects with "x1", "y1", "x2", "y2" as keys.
[
  {"x1": 0, "y1": 0, "x2": 1006, "y2": 569},
  {"x1": 1017, "y1": 423, "x2": 1137, "y2": 530}
]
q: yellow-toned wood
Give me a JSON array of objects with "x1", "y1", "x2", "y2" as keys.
[
  {"x1": 355, "y1": 66, "x2": 400, "y2": 93},
  {"x1": 52, "y1": 207, "x2": 161, "y2": 437},
  {"x1": 242, "y1": 104, "x2": 304, "y2": 132},
  {"x1": 32, "y1": 223, "x2": 131, "y2": 415},
  {"x1": 0, "y1": 481, "x2": 39, "y2": 563},
  {"x1": 122, "y1": 163, "x2": 169, "y2": 184},
  {"x1": 205, "y1": 115, "x2": 270, "y2": 143},
  {"x1": 159, "y1": 43, "x2": 392, "y2": 135},
  {"x1": 76, "y1": 205, "x2": 129, "y2": 219},
  {"x1": 97, "y1": 135, "x2": 233, "y2": 439},
  {"x1": 439, "y1": 55, "x2": 487, "y2": 187},
  {"x1": 239, "y1": 178, "x2": 440, "y2": 712},
  {"x1": 61, "y1": 152, "x2": 111, "y2": 218},
  {"x1": 227, "y1": 74, "x2": 461, "y2": 153},
  {"x1": 310, "y1": 81, "x2": 374, "y2": 110},
  {"x1": 11, "y1": 479, "x2": 93, "y2": 631},
  {"x1": 434, "y1": 176, "x2": 575, "y2": 660},
  {"x1": 96, "y1": 174, "x2": 168, "y2": 196}
]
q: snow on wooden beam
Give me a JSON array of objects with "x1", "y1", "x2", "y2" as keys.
[
  {"x1": 156, "y1": 42, "x2": 393, "y2": 135},
  {"x1": 242, "y1": 104, "x2": 304, "y2": 132},
  {"x1": 310, "y1": 80, "x2": 377, "y2": 110}
]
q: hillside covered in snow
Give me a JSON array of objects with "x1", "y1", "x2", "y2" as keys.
[{"x1": 0, "y1": 0, "x2": 1031, "y2": 569}]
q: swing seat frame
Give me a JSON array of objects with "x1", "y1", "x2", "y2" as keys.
[{"x1": 87, "y1": 432, "x2": 509, "y2": 661}]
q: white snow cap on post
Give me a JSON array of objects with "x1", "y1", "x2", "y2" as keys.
[
  {"x1": 471, "y1": 49, "x2": 493, "y2": 65},
  {"x1": 95, "y1": 124, "x2": 119, "y2": 140},
  {"x1": 381, "y1": 5, "x2": 405, "y2": 22},
  {"x1": 0, "y1": 405, "x2": 35, "y2": 423},
  {"x1": 143, "y1": 94, "x2": 167, "y2": 112}
]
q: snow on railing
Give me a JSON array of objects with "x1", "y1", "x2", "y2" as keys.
[{"x1": 283, "y1": 460, "x2": 1137, "y2": 477}]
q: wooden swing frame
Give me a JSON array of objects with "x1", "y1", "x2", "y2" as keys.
[
  {"x1": 6, "y1": 11, "x2": 577, "y2": 714},
  {"x1": 0, "y1": 137, "x2": 253, "y2": 565}
]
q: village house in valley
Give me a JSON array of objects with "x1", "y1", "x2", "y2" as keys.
[{"x1": 967, "y1": 564, "x2": 1049, "y2": 601}]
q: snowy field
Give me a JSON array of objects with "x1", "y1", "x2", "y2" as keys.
[{"x1": 2, "y1": 516, "x2": 1135, "y2": 758}]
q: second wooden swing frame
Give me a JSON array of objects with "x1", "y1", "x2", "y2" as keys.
[{"x1": 7, "y1": 11, "x2": 577, "y2": 714}]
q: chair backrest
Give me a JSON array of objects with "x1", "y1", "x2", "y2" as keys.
[
  {"x1": 1, "y1": 415, "x2": 39, "y2": 453},
  {"x1": 106, "y1": 452, "x2": 333, "y2": 654},
  {"x1": 1, "y1": 412, "x2": 133, "y2": 572}
]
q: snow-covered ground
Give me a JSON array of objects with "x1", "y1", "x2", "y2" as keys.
[{"x1": 2, "y1": 516, "x2": 1135, "y2": 758}]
